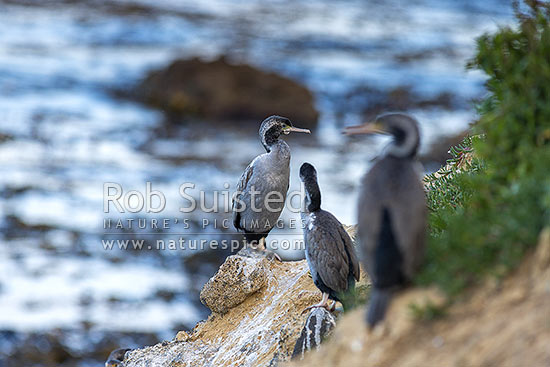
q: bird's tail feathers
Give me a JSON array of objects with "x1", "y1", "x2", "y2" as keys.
[{"x1": 366, "y1": 288, "x2": 392, "y2": 328}]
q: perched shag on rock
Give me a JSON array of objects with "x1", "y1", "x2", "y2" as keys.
[
  {"x1": 345, "y1": 112, "x2": 427, "y2": 328},
  {"x1": 299, "y1": 163, "x2": 360, "y2": 312},
  {"x1": 232, "y1": 115, "x2": 310, "y2": 258}
]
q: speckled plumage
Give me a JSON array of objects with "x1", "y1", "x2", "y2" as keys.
[
  {"x1": 232, "y1": 116, "x2": 307, "y2": 247},
  {"x1": 233, "y1": 140, "x2": 290, "y2": 242},
  {"x1": 300, "y1": 163, "x2": 360, "y2": 309}
]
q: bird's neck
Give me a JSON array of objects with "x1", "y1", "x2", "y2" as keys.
[
  {"x1": 386, "y1": 132, "x2": 419, "y2": 158},
  {"x1": 267, "y1": 140, "x2": 291, "y2": 161},
  {"x1": 302, "y1": 180, "x2": 321, "y2": 213}
]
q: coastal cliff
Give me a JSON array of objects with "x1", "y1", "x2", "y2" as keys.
[
  {"x1": 122, "y1": 228, "x2": 550, "y2": 367},
  {"x1": 289, "y1": 229, "x2": 550, "y2": 367},
  {"x1": 122, "y1": 255, "x2": 344, "y2": 366}
]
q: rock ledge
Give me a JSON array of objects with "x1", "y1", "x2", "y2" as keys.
[{"x1": 123, "y1": 256, "x2": 322, "y2": 367}]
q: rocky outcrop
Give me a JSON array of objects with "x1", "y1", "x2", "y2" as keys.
[
  {"x1": 136, "y1": 57, "x2": 319, "y2": 127},
  {"x1": 122, "y1": 227, "x2": 550, "y2": 367},
  {"x1": 291, "y1": 307, "x2": 336, "y2": 361},
  {"x1": 122, "y1": 257, "x2": 328, "y2": 367},
  {"x1": 200, "y1": 255, "x2": 268, "y2": 314}
]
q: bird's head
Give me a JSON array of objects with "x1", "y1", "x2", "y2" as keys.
[
  {"x1": 299, "y1": 162, "x2": 321, "y2": 212},
  {"x1": 299, "y1": 162, "x2": 317, "y2": 182},
  {"x1": 343, "y1": 112, "x2": 420, "y2": 158},
  {"x1": 259, "y1": 115, "x2": 311, "y2": 152}
]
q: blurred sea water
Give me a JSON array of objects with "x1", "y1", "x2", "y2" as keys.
[{"x1": 0, "y1": 0, "x2": 514, "y2": 364}]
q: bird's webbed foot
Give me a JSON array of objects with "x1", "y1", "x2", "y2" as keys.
[
  {"x1": 301, "y1": 293, "x2": 331, "y2": 314},
  {"x1": 263, "y1": 249, "x2": 282, "y2": 262}
]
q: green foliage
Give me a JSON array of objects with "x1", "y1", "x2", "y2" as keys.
[
  {"x1": 416, "y1": 1, "x2": 550, "y2": 297},
  {"x1": 424, "y1": 136, "x2": 485, "y2": 236},
  {"x1": 337, "y1": 282, "x2": 370, "y2": 311},
  {"x1": 409, "y1": 301, "x2": 447, "y2": 322},
  {"x1": 353, "y1": 283, "x2": 371, "y2": 307}
]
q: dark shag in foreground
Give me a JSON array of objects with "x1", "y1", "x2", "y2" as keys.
[
  {"x1": 345, "y1": 112, "x2": 427, "y2": 327},
  {"x1": 232, "y1": 115, "x2": 310, "y2": 256},
  {"x1": 300, "y1": 162, "x2": 360, "y2": 312}
]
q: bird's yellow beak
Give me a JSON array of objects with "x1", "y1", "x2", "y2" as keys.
[
  {"x1": 283, "y1": 126, "x2": 311, "y2": 135},
  {"x1": 343, "y1": 121, "x2": 386, "y2": 135}
]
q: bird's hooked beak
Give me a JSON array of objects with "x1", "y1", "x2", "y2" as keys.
[
  {"x1": 283, "y1": 126, "x2": 311, "y2": 135},
  {"x1": 343, "y1": 121, "x2": 387, "y2": 136}
]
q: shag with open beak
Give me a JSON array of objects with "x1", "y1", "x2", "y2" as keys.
[
  {"x1": 344, "y1": 112, "x2": 427, "y2": 328},
  {"x1": 232, "y1": 115, "x2": 311, "y2": 259}
]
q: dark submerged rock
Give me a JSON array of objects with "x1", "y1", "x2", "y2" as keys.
[
  {"x1": 338, "y1": 85, "x2": 460, "y2": 123},
  {"x1": 136, "y1": 57, "x2": 319, "y2": 128}
]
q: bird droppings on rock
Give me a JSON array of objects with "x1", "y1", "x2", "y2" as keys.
[
  {"x1": 174, "y1": 330, "x2": 190, "y2": 342},
  {"x1": 291, "y1": 307, "x2": 336, "y2": 361},
  {"x1": 200, "y1": 255, "x2": 269, "y2": 314},
  {"x1": 122, "y1": 256, "x2": 333, "y2": 367}
]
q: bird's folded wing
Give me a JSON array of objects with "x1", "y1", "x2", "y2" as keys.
[
  {"x1": 232, "y1": 161, "x2": 255, "y2": 229},
  {"x1": 389, "y1": 180, "x2": 427, "y2": 280},
  {"x1": 307, "y1": 228, "x2": 349, "y2": 292},
  {"x1": 338, "y1": 224, "x2": 361, "y2": 281}
]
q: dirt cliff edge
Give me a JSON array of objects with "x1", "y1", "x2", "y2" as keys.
[
  {"x1": 122, "y1": 229, "x2": 550, "y2": 367},
  {"x1": 289, "y1": 229, "x2": 550, "y2": 367}
]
